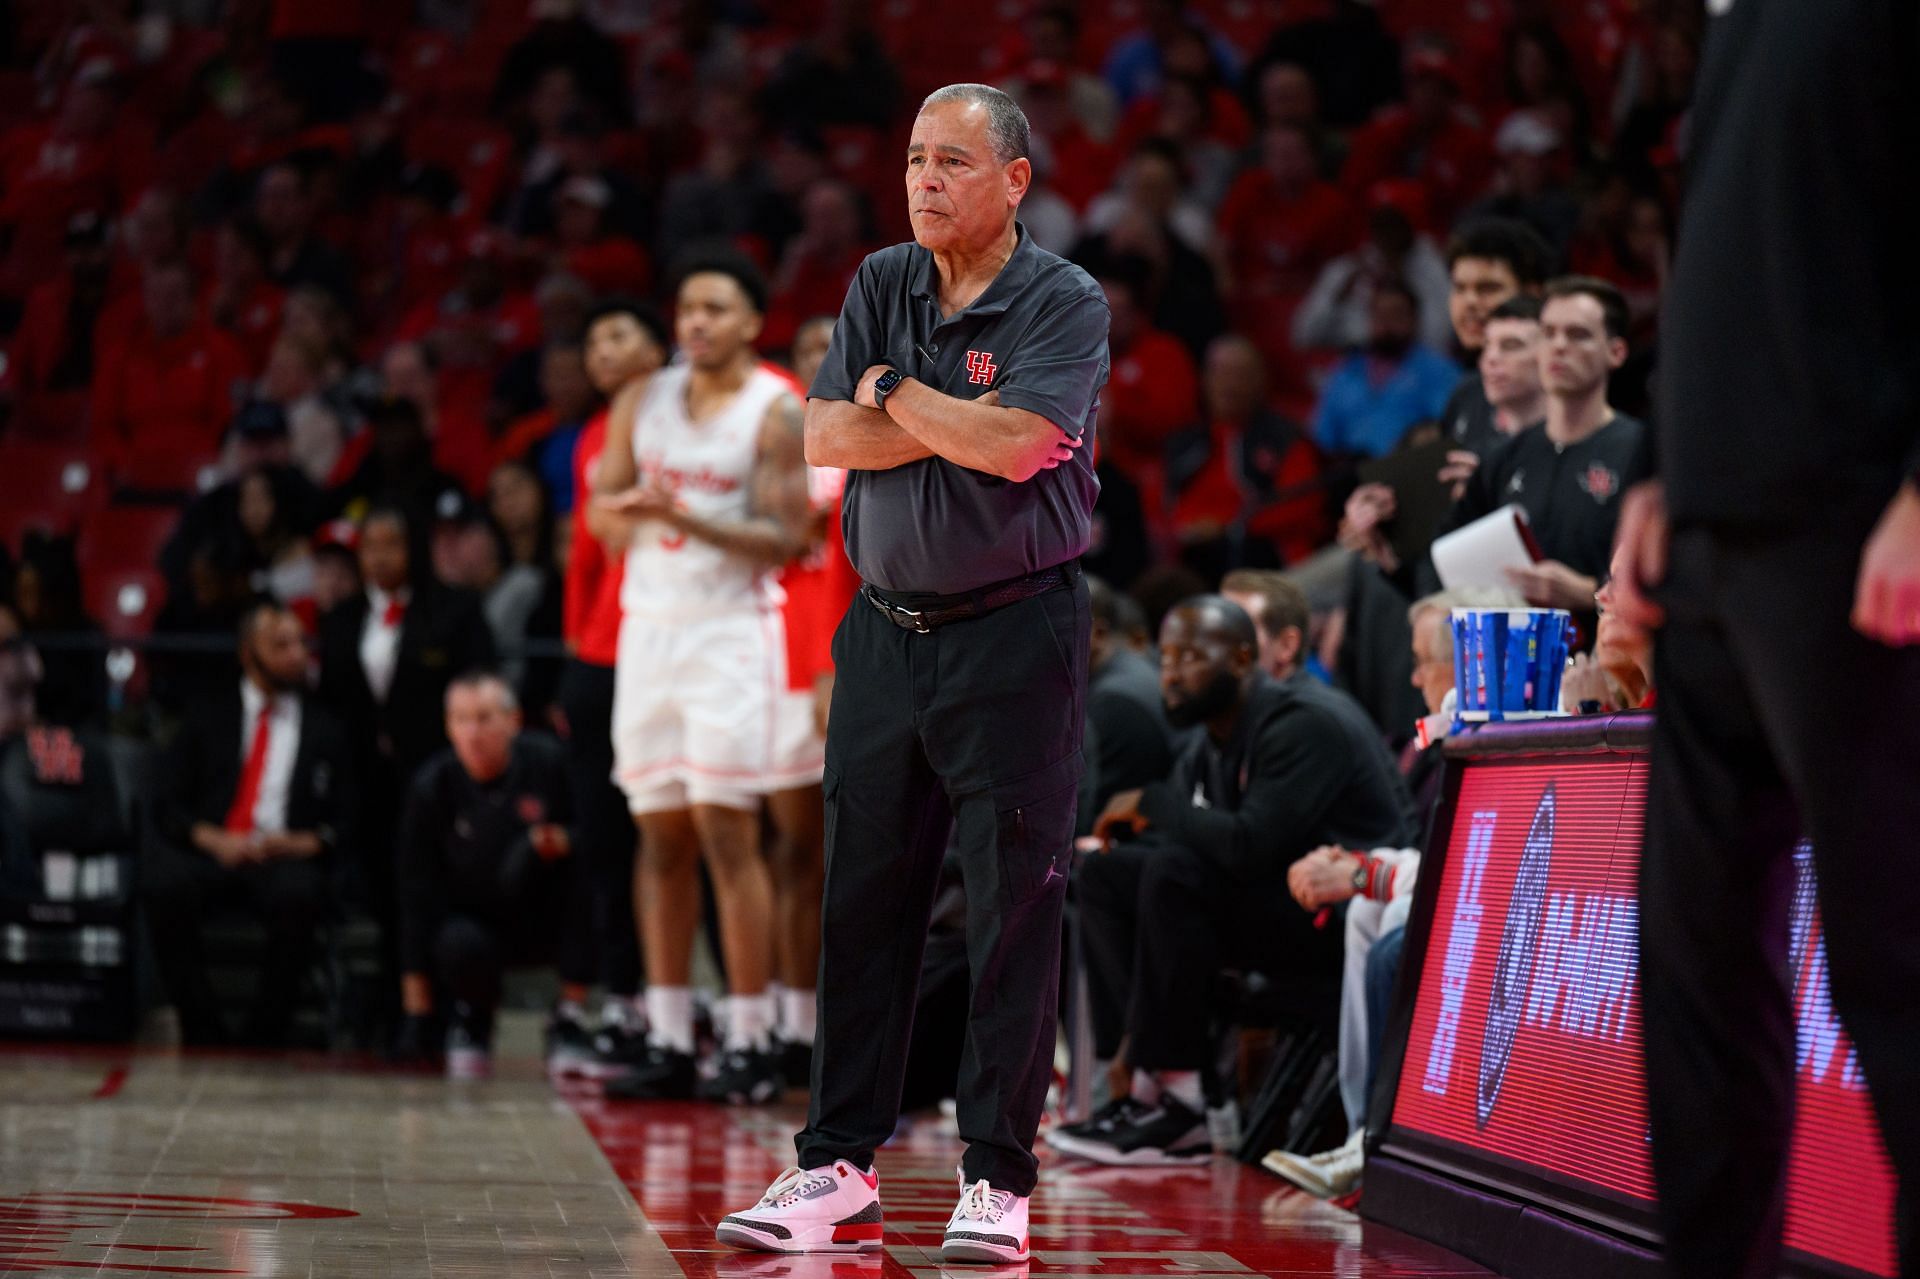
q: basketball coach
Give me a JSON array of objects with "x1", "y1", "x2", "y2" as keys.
[{"x1": 715, "y1": 83, "x2": 1108, "y2": 1265}]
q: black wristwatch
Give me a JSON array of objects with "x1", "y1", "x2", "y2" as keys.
[
  {"x1": 1350, "y1": 856, "x2": 1370, "y2": 893},
  {"x1": 872, "y1": 367, "x2": 904, "y2": 413}
]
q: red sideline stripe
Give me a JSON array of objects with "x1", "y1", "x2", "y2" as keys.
[
  {"x1": 90, "y1": 1065, "x2": 129, "y2": 1100},
  {"x1": 831, "y1": 1223, "x2": 883, "y2": 1242}
]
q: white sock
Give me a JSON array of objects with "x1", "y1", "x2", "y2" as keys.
[
  {"x1": 1158, "y1": 1070, "x2": 1205, "y2": 1112},
  {"x1": 780, "y1": 988, "x2": 816, "y2": 1044},
  {"x1": 725, "y1": 992, "x2": 775, "y2": 1051},
  {"x1": 645, "y1": 986, "x2": 695, "y2": 1054},
  {"x1": 1130, "y1": 1070, "x2": 1162, "y2": 1106}
]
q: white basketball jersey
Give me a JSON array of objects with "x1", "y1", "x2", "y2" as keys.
[{"x1": 620, "y1": 361, "x2": 796, "y2": 618}]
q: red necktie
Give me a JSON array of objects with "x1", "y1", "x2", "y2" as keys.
[
  {"x1": 224, "y1": 702, "x2": 274, "y2": 834},
  {"x1": 383, "y1": 596, "x2": 406, "y2": 627}
]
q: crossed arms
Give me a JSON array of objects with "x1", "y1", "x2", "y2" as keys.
[{"x1": 804, "y1": 368, "x2": 1079, "y2": 482}]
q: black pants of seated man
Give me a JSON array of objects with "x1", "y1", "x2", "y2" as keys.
[
  {"x1": 1641, "y1": 493, "x2": 1920, "y2": 1279},
  {"x1": 1075, "y1": 838, "x2": 1344, "y2": 1071},
  {"x1": 411, "y1": 864, "x2": 600, "y2": 1024},
  {"x1": 432, "y1": 913, "x2": 560, "y2": 1017},
  {"x1": 797, "y1": 572, "x2": 1089, "y2": 1198},
  {"x1": 143, "y1": 844, "x2": 331, "y2": 1045},
  {"x1": 556, "y1": 658, "x2": 643, "y2": 999}
]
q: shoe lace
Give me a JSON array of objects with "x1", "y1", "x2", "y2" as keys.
[
  {"x1": 762, "y1": 1167, "x2": 832, "y2": 1208},
  {"x1": 957, "y1": 1179, "x2": 1011, "y2": 1224}
]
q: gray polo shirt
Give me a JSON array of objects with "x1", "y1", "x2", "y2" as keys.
[{"x1": 808, "y1": 223, "x2": 1109, "y2": 595}]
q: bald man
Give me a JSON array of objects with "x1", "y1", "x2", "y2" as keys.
[{"x1": 1053, "y1": 595, "x2": 1415, "y2": 1165}]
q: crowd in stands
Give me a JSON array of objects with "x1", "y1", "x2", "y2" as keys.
[{"x1": 0, "y1": 0, "x2": 1691, "y2": 1185}]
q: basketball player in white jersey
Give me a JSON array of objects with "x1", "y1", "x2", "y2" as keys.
[{"x1": 591, "y1": 254, "x2": 812, "y2": 1104}]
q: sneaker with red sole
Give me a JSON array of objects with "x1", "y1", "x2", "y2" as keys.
[{"x1": 716, "y1": 1162, "x2": 883, "y2": 1253}]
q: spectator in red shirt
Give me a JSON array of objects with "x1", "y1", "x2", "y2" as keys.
[
  {"x1": 1, "y1": 211, "x2": 113, "y2": 437},
  {"x1": 0, "y1": 70, "x2": 146, "y2": 307},
  {"x1": 207, "y1": 216, "x2": 286, "y2": 375},
  {"x1": 364, "y1": 164, "x2": 465, "y2": 323},
  {"x1": 395, "y1": 230, "x2": 543, "y2": 376},
  {"x1": 1096, "y1": 256, "x2": 1200, "y2": 496},
  {"x1": 1219, "y1": 122, "x2": 1357, "y2": 373},
  {"x1": 380, "y1": 340, "x2": 493, "y2": 497},
  {"x1": 94, "y1": 187, "x2": 198, "y2": 359},
  {"x1": 1011, "y1": 61, "x2": 1120, "y2": 214},
  {"x1": 548, "y1": 176, "x2": 652, "y2": 298},
  {"x1": 89, "y1": 259, "x2": 250, "y2": 475},
  {"x1": 765, "y1": 178, "x2": 869, "y2": 352},
  {"x1": 1166, "y1": 335, "x2": 1331, "y2": 578},
  {"x1": 1341, "y1": 48, "x2": 1493, "y2": 226},
  {"x1": 1000, "y1": 7, "x2": 1119, "y2": 142}
]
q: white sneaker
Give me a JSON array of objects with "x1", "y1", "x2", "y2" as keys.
[
  {"x1": 716, "y1": 1162, "x2": 883, "y2": 1252},
  {"x1": 942, "y1": 1179, "x2": 1029, "y2": 1264},
  {"x1": 1261, "y1": 1128, "x2": 1366, "y2": 1198}
]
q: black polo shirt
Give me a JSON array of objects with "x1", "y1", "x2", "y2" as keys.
[
  {"x1": 1438, "y1": 414, "x2": 1653, "y2": 583},
  {"x1": 394, "y1": 734, "x2": 571, "y2": 972},
  {"x1": 809, "y1": 222, "x2": 1109, "y2": 595},
  {"x1": 1442, "y1": 371, "x2": 1503, "y2": 462}
]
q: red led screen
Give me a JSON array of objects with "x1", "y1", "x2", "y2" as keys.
[{"x1": 1390, "y1": 757, "x2": 1896, "y2": 1277}]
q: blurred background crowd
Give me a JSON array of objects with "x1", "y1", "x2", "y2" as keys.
[{"x1": 0, "y1": 0, "x2": 1682, "y2": 1113}]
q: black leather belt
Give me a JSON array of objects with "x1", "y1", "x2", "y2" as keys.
[{"x1": 862, "y1": 562, "x2": 1079, "y2": 634}]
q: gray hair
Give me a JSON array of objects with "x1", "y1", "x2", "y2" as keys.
[
  {"x1": 447, "y1": 669, "x2": 519, "y2": 713},
  {"x1": 920, "y1": 83, "x2": 1030, "y2": 166},
  {"x1": 1408, "y1": 587, "x2": 1529, "y2": 663}
]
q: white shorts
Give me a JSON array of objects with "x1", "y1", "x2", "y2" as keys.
[
  {"x1": 766, "y1": 687, "x2": 826, "y2": 791},
  {"x1": 612, "y1": 607, "x2": 782, "y2": 815}
]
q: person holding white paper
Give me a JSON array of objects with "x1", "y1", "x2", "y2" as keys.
[{"x1": 1427, "y1": 276, "x2": 1653, "y2": 614}]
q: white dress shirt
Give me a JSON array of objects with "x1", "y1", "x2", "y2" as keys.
[
  {"x1": 238, "y1": 679, "x2": 301, "y2": 834},
  {"x1": 360, "y1": 586, "x2": 409, "y2": 704}
]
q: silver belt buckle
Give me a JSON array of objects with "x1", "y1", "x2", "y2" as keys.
[{"x1": 870, "y1": 588, "x2": 931, "y2": 634}]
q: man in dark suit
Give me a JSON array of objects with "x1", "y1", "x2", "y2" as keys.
[
  {"x1": 318, "y1": 507, "x2": 497, "y2": 792},
  {"x1": 144, "y1": 601, "x2": 358, "y2": 1045},
  {"x1": 317, "y1": 506, "x2": 495, "y2": 900},
  {"x1": 317, "y1": 507, "x2": 494, "y2": 1035}
]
